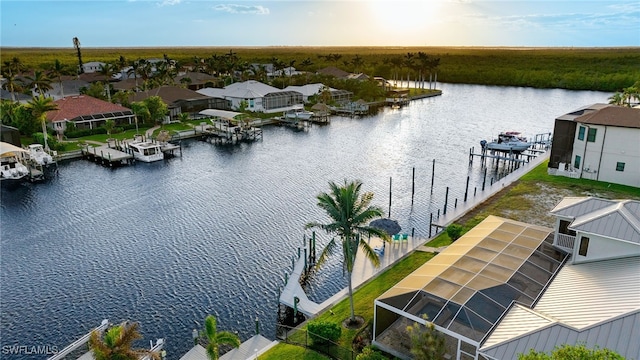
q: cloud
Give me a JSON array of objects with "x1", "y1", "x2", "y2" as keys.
[
  {"x1": 213, "y1": 4, "x2": 270, "y2": 15},
  {"x1": 158, "y1": 0, "x2": 181, "y2": 6}
]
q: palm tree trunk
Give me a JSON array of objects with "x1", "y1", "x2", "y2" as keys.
[
  {"x1": 41, "y1": 119, "x2": 49, "y2": 151},
  {"x1": 347, "y1": 271, "x2": 355, "y2": 322}
]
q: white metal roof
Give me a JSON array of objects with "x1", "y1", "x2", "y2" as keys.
[
  {"x1": 481, "y1": 255, "x2": 640, "y2": 359},
  {"x1": 223, "y1": 80, "x2": 280, "y2": 97},
  {"x1": 550, "y1": 197, "x2": 640, "y2": 244}
]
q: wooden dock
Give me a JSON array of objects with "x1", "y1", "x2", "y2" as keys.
[{"x1": 82, "y1": 145, "x2": 134, "y2": 166}]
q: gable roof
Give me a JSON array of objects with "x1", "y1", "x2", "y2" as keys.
[
  {"x1": 46, "y1": 96, "x2": 132, "y2": 122},
  {"x1": 550, "y1": 197, "x2": 640, "y2": 244},
  {"x1": 572, "y1": 104, "x2": 640, "y2": 128},
  {"x1": 129, "y1": 86, "x2": 211, "y2": 105}
]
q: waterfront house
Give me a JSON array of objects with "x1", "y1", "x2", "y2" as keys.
[
  {"x1": 372, "y1": 198, "x2": 640, "y2": 359},
  {"x1": 197, "y1": 80, "x2": 304, "y2": 114},
  {"x1": 549, "y1": 197, "x2": 640, "y2": 263},
  {"x1": 547, "y1": 104, "x2": 640, "y2": 187},
  {"x1": 46, "y1": 95, "x2": 135, "y2": 132},
  {"x1": 129, "y1": 86, "x2": 227, "y2": 121},
  {"x1": 284, "y1": 83, "x2": 353, "y2": 104}
]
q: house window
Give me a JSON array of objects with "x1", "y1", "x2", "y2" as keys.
[
  {"x1": 574, "y1": 155, "x2": 581, "y2": 169},
  {"x1": 577, "y1": 126, "x2": 585, "y2": 141},
  {"x1": 616, "y1": 162, "x2": 625, "y2": 172},
  {"x1": 578, "y1": 237, "x2": 589, "y2": 256},
  {"x1": 587, "y1": 128, "x2": 597, "y2": 142}
]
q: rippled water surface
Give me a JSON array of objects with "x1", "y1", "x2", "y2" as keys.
[{"x1": 1, "y1": 84, "x2": 609, "y2": 359}]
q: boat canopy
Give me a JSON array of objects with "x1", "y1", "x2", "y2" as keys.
[{"x1": 0, "y1": 142, "x2": 28, "y2": 157}]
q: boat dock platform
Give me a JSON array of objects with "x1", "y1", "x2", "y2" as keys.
[
  {"x1": 275, "y1": 117, "x2": 310, "y2": 130},
  {"x1": 81, "y1": 145, "x2": 134, "y2": 166}
]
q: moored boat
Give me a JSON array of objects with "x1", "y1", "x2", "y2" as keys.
[
  {"x1": 27, "y1": 144, "x2": 54, "y2": 166},
  {"x1": 1, "y1": 143, "x2": 30, "y2": 185},
  {"x1": 284, "y1": 107, "x2": 314, "y2": 120},
  {"x1": 128, "y1": 141, "x2": 164, "y2": 162},
  {"x1": 481, "y1": 132, "x2": 531, "y2": 153}
]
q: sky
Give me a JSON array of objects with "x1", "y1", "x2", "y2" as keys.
[{"x1": 1, "y1": 0, "x2": 639, "y2": 48}]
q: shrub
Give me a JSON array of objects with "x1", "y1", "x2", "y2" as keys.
[
  {"x1": 446, "y1": 224, "x2": 464, "y2": 241},
  {"x1": 356, "y1": 346, "x2": 387, "y2": 360},
  {"x1": 307, "y1": 321, "x2": 341, "y2": 345}
]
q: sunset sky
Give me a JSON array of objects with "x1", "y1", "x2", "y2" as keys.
[{"x1": 1, "y1": 0, "x2": 639, "y2": 48}]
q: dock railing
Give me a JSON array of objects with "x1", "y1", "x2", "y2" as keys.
[{"x1": 47, "y1": 319, "x2": 109, "y2": 360}]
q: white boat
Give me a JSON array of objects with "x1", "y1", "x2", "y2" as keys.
[
  {"x1": 128, "y1": 141, "x2": 164, "y2": 162},
  {"x1": 1, "y1": 155, "x2": 29, "y2": 184},
  {"x1": 284, "y1": 108, "x2": 314, "y2": 120},
  {"x1": 27, "y1": 144, "x2": 54, "y2": 166},
  {"x1": 481, "y1": 132, "x2": 531, "y2": 153}
]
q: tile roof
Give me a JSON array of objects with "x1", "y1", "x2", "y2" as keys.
[{"x1": 46, "y1": 95, "x2": 132, "y2": 122}]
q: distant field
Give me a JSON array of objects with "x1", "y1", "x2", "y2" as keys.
[{"x1": 2, "y1": 46, "x2": 639, "y2": 91}]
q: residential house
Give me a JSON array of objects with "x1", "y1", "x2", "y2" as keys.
[
  {"x1": 373, "y1": 197, "x2": 640, "y2": 360},
  {"x1": 548, "y1": 104, "x2": 640, "y2": 187},
  {"x1": 81, "y1": 61, "x2": 106, "y2": 73},
  {"x1": 129, "y1": 86, "x2": 227, "y2": 120},
  {"x1": 284, "y1": 83, "x2": 353, "y2": 105},
  {"x1": 197, "y1": 80, "x2": 303, "y2": 114},
  {"x1": 46, "y1": 95, "x2": 135, "y2": 133}
]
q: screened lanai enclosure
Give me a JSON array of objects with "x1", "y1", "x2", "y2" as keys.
[
  {"x1": 373, "y1": 216, "x2": 569, "y2": 360},
  {"x1": 262, "y1": 91, "x2": 303, "y2": 111}
]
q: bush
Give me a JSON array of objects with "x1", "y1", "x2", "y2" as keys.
[
  {"x1": 446, "y1": 224, "x2": 464, "y2": 241},
  {"x1": 356, "y1": 346, "x2": 387, "y2": 360},
  {"x1": 307, "y1": 321, "x2": 341, "y2": 345}
]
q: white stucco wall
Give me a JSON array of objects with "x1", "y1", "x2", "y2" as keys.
[{"x1": 571, "y1": 123, "x2": 640, "y2": 187}]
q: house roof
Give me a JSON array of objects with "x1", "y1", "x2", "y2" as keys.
[
  {"x1": 284, "y1": 83, "x2": 325, "y2": 97},
  {"x1": 224, "y1": 80, "x2": 280, "y2": 97},
  {"x1": 550, "y1": 197, "x2": 640, "y2": 244},
  {"x1": 175, "y1": 72, "x2": 217, "y2": 85},
  {"x1": 0, "y1": 89, "x2": 31, "y2": 102},
  {"x1": 376, "y1": 215, "x2": 567, "y2": 343},
  {"x1": 575, "y1": 104, "x2": 640, "y2": 128},
  {"x1": 316, "y1": 66, "x2": 350, "y2": 78},
  {"x1": 481, "y1": 256, "x2": 640, "y2": 359},
  {"x1": 129, "y1": 86, "x2": 211, "y2": 105},
  {"x1": 46, "y1": 95, "x2": 132, "y2": 122}
]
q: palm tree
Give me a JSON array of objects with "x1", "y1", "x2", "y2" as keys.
[
  {"x1": 98, "y1": 63, "x2": 116, "y2": 102},
  {"x1": 26, "y1": 70, "x2": 53, "y2": 96},
  {"x1": 89, "y1": 322, "x2": 159, "y2": 360},
  {"x1": 201, "y1": 315, "x2": 240, "y2": 360},
  {"x1": 1, "y1": 67, "x2": 24, "y2": 102},
  {"x1": 49, "y1": 59, "x2": 67, "y2": 98},
  {"x1": 306, "y1": 180, "x2": 390, "y2": 324},
  {"x1": 26, "y1": 95, "x2": 58, "y2": 151}
]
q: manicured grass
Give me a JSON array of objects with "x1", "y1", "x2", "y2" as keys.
[
  {"x1": 258, "y1": 343, "x2": 330, "y2": 360},
  {"x1": 260, "y1": 251, "x2": 434, "y2": 359}
]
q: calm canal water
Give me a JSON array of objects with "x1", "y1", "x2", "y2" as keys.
[{"x1": 1, "y1": 83, "x2": 609, "y2": 359}]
